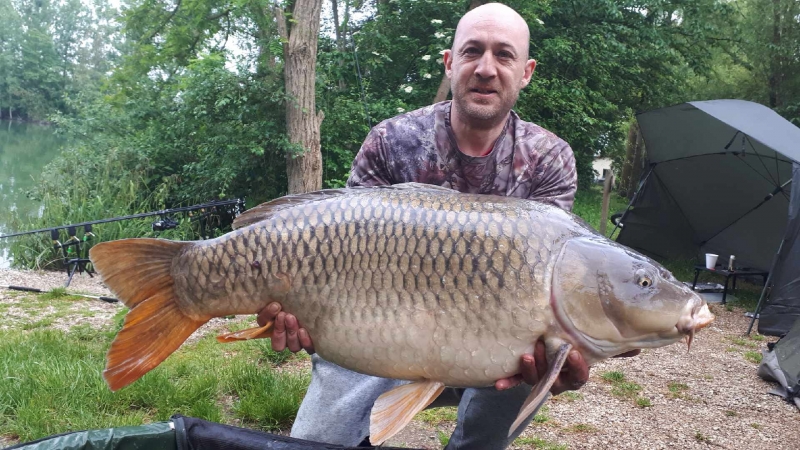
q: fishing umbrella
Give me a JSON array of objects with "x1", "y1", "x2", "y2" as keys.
[{"x1": 616, "y1": 100, "x2": 800, "y2": 272}]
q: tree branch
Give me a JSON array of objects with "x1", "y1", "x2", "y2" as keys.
[{"x1": 273, "y1": 3, "x2": 289, "y2": 56}]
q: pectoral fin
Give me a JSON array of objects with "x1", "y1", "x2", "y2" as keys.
[
  {"x1": 216, "y1": 322, "x2": 274, "y2": 343},
  {"x1": 369, "y1": 380, "x2": 445, "y2": 446},
  {"x1": 507, "y1": 343, "x2": 574, "y2": 437}
]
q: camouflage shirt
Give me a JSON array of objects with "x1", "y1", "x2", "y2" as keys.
[{"x1": 346, "y1": 101, "x2": 577, "y2": 211}]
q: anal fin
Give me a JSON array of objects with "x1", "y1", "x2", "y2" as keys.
[
  {"x1": 217, "y1": 322, "x2": 274, "y2": 343},
  {"x1": 507, "y1": 343, "x2": 574, "y2": 437},
  {"x1": 370, "y1": 380, "x2": 445, "y2": 446}
]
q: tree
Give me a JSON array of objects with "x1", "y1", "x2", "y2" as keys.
[{"x1": 275, "y1": 0, "x2": 325, "y2": 194}]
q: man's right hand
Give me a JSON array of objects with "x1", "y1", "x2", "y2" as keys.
[{"x1": 257, "y1": 302, "x2": 315, "y2": 354}]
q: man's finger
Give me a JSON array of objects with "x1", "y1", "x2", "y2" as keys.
[
  {"x1": 495, "y1": 374, "x2": 523, "y2": 391},
  {"x1": 285, "y1": 314, "x2": 302, "y2": 353},
  {"x1": 562, "y1": 350, "x2": 589, "y2": 389},
  {"x1": 271, "y1": 311, "x2": 287, "y2": 352},
  {"x1": 257, "y1": 302, "x2": 281, "y2": 327},
  {"x1": 298, "y1": 329, "x2": 315, "y2": 354},
  {"x1": 534, "y1": 340, "x2": 548, "y2": 380},
  {"x1": 518, "y1": 353, "x2": 540, "y2": 386}
]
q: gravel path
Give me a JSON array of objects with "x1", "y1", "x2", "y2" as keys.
[{"x1": 1, "y1": 268, "x2": 797, "y2": 449}]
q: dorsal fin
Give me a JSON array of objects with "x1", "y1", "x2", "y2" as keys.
[{"x1": 232, "y1": 182, "x2": 458, "y2": 230}]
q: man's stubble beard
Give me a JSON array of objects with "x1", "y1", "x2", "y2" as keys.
[{"x1": 451, "y1": 82, "x2": 519, "y2": 128}]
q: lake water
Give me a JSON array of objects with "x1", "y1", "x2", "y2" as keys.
[{"x1": 0, "y1": 121, "x2": 65, "y2": 268}]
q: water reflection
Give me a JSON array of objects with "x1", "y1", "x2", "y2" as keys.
[{"x1": 0, "y1": 121, "x2": 65, "y2": 268}]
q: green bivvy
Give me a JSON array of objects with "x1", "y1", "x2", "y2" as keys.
[{"x1": 5, "y1": 415, "x2": 417, "y2": 450}]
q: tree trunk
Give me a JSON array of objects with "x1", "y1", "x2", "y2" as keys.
[
  {"x1": 331, "y1": 0, "x2": 347, "y2": 90},
  {"x1": 618, "y1": 121, "x2": 637, "y2": 198},
  {"x1": 275, "y1": 0, "x2": 325, "y2": 194},
  {"x1": 768, "y1": 0, "x2": 782, "y2": 108},
  {"x1": 629, "y1": 128, "x2": 645, "y2": 197},
  {"x1": 432, "y1": 0, "x2": 485, "y2": 103}
]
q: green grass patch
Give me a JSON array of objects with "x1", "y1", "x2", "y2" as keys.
[
  {"x1": 729, "y1": 337, "x2": 758, "y2": 348},
  {"x1": 611, "y1": 382, "x2": 642, "y2": 398},
  {"x1": 601, "y1": 371, "x2": 625, "y2": 383},
  {"x1": 750, "y1": 334, "x2": 765, "y2": 342},
  {"x1": 437, "y1": 430, "x2": 450, "y2": 447},
  {"x1": 695, "y1": 431, "x2": 711, "y2": 444},
  {"x1": 569, "y1": 423, "x2": 598, "y2": 433},
  {"x1": 40, "y1": 287, "x2": 68, "y2": 300},
  {"x1": 750, "y1": 423, "x2": 761, "y2": 430},
  {"x1": 573, "y1": 186, "x2": 630, "y2": 237},
  {"x1": 415, "y1": 407, "x2": 457, "y2": 425},
  {"x1": 725, "y1": 347, "x2": 739, "y2": 353},
  {"x1": 532, "y1": 405, "x2": 550, "y2": 424},
  {"x1": 20, "y1": 318, "x2": 56, "y2": 330},
  {"x1": 513, "y1": 436, "x2": 568, "y2": 449},
  {"x1": 724, "y1": 410, "x2": 737, "y2": 417},
  {"x1": 744, "y1": 351, "x2": 763, "y2": 364},
  {"x1": 553, "y1": 391, "x2": 583, "y2": 403},
  {"x1": 0, "y1": 323, "x2": 310, "y2": 443},
  {"x1": 636, "y1": 397, "x2": 652, "y2": 408},
  {"x1": 667, "y1": 382, "x2": 690, "y2": 400},
  {"x1": 600, "y1": 370, "x2": 643, "y2": 401}
]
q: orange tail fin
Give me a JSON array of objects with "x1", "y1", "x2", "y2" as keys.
[{"x1": 89, "y1": 238, "x2": 207, "y2": 391}]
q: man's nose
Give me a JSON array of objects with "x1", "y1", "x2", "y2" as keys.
[{"x1": 474, "y1": 52, "x2": 498, "y2": 79}]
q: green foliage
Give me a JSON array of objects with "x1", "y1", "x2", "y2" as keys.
[{"x1": 8, "y1": 0, "x2": 797, "y2": 269}]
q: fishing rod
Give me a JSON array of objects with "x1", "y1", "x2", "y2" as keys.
[
  {"x1": 0, "y1": 199, "x2": 245, "y2": 240},
  {"x1": 1, "y1": 285, "x2": 118, "y2": 303}
]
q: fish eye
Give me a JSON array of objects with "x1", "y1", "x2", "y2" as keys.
[{"x1": 634, "y1": 269, "x2": 654, "y2": 288}]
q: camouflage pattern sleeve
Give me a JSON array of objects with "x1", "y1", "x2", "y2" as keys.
[
  {"x1": 528, "y1": 140, "x2": 578, "y2": 212},
  {"x1": 346, "y1": 127, "x2": 394, "y2": 188}
]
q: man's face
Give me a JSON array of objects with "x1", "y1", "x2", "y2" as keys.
[{"x1": 444, "y1": 13, "x2": 535, "y2": 127}]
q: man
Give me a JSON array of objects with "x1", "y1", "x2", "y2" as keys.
[{"x1": 257, "y1": 3, "x2": 619, "y2": 448}]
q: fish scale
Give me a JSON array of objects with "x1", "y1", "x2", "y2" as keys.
[{"x1": 91, "y1": 183, "x2": 714, "y2": 444}]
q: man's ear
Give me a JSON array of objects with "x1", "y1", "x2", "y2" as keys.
[
  {"x1": 443, "y1": 49, "x2": 453, "y2": 78},
  {"x1": 520, "y1": 59, "x2": 537, "y2": 88}
]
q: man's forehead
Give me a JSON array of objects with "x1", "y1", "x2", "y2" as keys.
[{"x1": 453, "y1": 6, "x2": 530, "y2": 53}]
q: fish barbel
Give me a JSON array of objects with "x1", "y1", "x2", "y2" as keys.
[{"x1": 89, "y1": 183, "x2": 714, "y2": 443}]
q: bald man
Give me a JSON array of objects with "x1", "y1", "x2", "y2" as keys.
[{"x1": 258, "y1": 4, "x2": 592, "y2": 449}]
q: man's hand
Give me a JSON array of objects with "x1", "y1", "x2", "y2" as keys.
[
  {"x1": 494, "y1": 340, "x2": 588, "y2": 395},
  {"x1": 495, "y1": 342, "x2": 641, "y2": 394},
  {"x1": 256, "y1": 302, "x2": 315, "y2": 354}
]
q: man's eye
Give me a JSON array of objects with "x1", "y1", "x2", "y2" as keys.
[{"x1": 464, "y1": 48, "x2": 480, "y2": 55}]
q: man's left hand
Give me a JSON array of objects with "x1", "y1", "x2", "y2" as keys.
[{"x1": 494, "y1": 341, "x2": 641, "y2": 395}]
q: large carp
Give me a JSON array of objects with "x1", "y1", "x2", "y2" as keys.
[{"x1": 90, "y1": 183, "x2": 713, "y2": 444}]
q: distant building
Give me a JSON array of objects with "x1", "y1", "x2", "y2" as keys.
[{"x1": 592, "y1": 157, "x2": 613, "y2": 184}]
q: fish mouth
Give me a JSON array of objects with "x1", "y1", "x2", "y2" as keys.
[{"x1": 677, "y1": 302, "x2": 715, "y2": 350}]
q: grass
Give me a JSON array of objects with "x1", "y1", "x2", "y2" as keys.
[
  {"x1": 0, "y1": 294, "x2": 310, "y2": 443},
  {"x1": 667, "y1": 382, "x2": 690, "y2": 399},
  {"x1": 601, "y1": 371, "x2": 625, "y2": 383},
  {"x1": 532, "y1": 405, "x2": 550, "y2": 424},
  {"x1": 415, "y1": 407, "x2": 457, "y2": 425},
  {"x1": 695, "y1": 431, "x2": 711, "y2": 444},
  {"x1": 569, "y1": 423, "x2": 598, "y2": 433},
  {"x1": 635, "y1": 397, "x2": 652, "y2": 408},
  {"x1": 436, "y1": 430, "x2": 450, "y2": 447},
  {"x1": 572, "y1": 185, "x2": 630, "y2": 237},
  {"x1": 552, "y1": 391, "x2": 583, "y2": 403},
  {"x1": 725, "y1": 410, "x2": 737, "y2": 417},
  {"x1": 744, "y1": 351, "x2": 763, "y2": 364},
  {"x1": 513, "y1": 436, "x2": 568, "y2": 450}
]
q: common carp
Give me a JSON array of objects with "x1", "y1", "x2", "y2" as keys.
[{"x1": 89, "y1": 183, "x2": 714, "y2": 444}]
